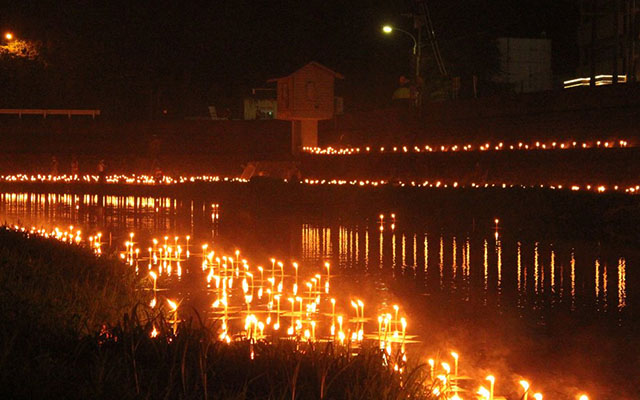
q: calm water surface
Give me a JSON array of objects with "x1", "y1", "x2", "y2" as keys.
[
  {"x1": 0, "y1": 192, "x2": 637, "y2": 398},
  {"x1": 0, "y1": 192, "x2": 630, "y2": 317}
]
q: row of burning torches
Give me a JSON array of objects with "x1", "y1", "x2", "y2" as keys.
[
  {"x1": 0, "y1": 173, "x2": 247, "y2": 185},
  {"x1": 301, "y1": 179, "x2": 640, "y2": 194},
  {"x1": 2, "y1": 173, "x2": 640, "y2": 195},
  {"x1": 302, "y1": 139, "x2": 630, "y2": 155},
  {"x1": 8, "y1": 224, "x2": 593, "y2": 400}
]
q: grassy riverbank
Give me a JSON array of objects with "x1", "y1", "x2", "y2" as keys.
[
  {"x1": 0, "y1": 228, "x2": 142, "y2": 333},
  {"x1": 0, "y1": 228, "x2": 144, "y2": 397},
  {"x1": 0, "y1": 228, "x2": 432, "y2": 399}
]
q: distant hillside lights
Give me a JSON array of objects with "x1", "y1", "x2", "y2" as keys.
[{"x1": 302, "y1": 139, "x2": 630, "y2": 155}]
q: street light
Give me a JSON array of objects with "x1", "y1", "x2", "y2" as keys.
[
  {"x1": 382, "y1": 25, "x2": 417, "y2": 56},
  {"x1": 382, "y1": 25, "x2": 421, "y2": 105},
  {"x1": 4, "y1": 32, "x2": 13, "y2": 40}
]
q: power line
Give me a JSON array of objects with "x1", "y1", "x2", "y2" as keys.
[{"x1": 415, "y1": 0, "x2": 447, "y2": 76}]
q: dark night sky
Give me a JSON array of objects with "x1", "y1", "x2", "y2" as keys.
[{"x1": 1, "y1": 1, "x2": 579, "y2": 117}]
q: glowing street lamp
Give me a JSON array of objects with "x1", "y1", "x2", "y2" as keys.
[
  {"x1": 382, "y1": 25, "x2": 417, "y2": 56},
  {"x1": 4, "y1": 32, "x2": 13, "y2": 41},
  {"x1": 382, "y1": 24, "x2": 420, "y2": 88}
]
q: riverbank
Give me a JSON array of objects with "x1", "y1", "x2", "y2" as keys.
[
  {"x1": 0, "y1": 227, "x2": 141, "y2": 397},
  {"x1": 0, "y1": 145, "x2": 638, "y2": 189}
]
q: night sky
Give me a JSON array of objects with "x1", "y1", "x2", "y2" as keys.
[{"x1": 1, "y1": 1, "x2": 578, "y2": 117}]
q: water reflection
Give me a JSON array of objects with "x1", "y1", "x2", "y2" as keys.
[
  {"x1": 618, "y1": 257, "x2": 626, "y2": 310},
  {"x1": 571, "y1": 251, "x2": 576, "y2": 311},
  {"x1": 0, "y1": 192, "x2": 220, "y2": 241},
  {"x1": 295, "y1": 226, "x2": 631, "y2": 321},
  {"x1": 0, "y1": 192, "x2": 632, "y2": 321}
]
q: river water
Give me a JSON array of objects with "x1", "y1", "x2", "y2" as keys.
[{"x1": 0, "y1": 191, "x2": 636, "y2": 399}]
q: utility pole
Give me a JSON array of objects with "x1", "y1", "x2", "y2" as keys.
[
  {"x1": 613, "y1": 0, "x2": 619, "y2": 84},
  {"x1": 390, "y1": 1, "x2": 446, "y2": 108},
  {"x1": 590, "y1": 0, "x2": 597, "y2": 87},
  {"x1": 413, "y1": 0, "x2": 447, "y2": 103},
  {"x1": 633, "y1": 0, "x2": 638, "y2": 82},
  {"x1": 414, "y1": 14, "x2": 423, "y2": 108}
]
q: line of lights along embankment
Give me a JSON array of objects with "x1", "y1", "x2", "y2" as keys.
[
  {"x1": 303, "y1": 139, "x2": 631, "y2": 155},
  {"x1": 1, "y1": 174, "x2": 639, "y2": 194}
]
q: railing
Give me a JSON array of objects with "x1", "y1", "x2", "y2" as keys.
[{"x1": 0, "y1": 109, "x2": 101, "y2": 119}]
